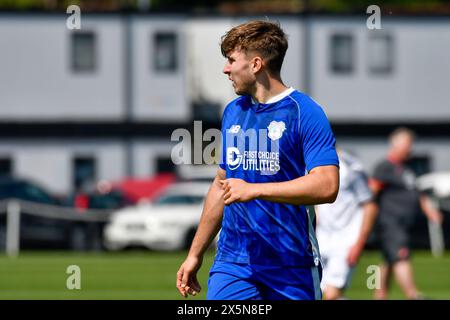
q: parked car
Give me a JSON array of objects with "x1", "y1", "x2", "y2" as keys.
[
  {"x1": 0, "y1": 177, "x2": 103, "y2": 251},
  {"x1": 66, "y1": 189, "x2": 133, "y2": 212},
  {"x1": 415, "y1": 171, "x2": 450, "y2": 249},
  {"x1": 103, "y1": 181, "x2": 213, "y2": 251},
  {"x1": 66, "y1": 174, "x2": 176, "y2": 212}
]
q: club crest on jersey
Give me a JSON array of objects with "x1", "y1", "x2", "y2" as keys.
[
  {"x1": 228, "y1": 125, "x2": 241, "y2": 134},
  {"x1": 267, "y1": 121, "x2": 286, "y2": 141}
]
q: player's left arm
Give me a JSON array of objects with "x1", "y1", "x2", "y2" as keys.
[
  {"x1": 220, "y1": 164, "x2": 339, "y2": 206},
  {"x1": 419, "y1": 194, "x2": 444, "y2": 224}
]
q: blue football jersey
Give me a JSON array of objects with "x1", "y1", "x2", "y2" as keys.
[{"x1": 217, "y1": 88, "x2": 339, "y2": 267}]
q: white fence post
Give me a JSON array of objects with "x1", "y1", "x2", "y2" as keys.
[
  {"x1": 6, "y1": 200, "x2": 21, "y2": 257},
  {"x1": 428, "y1": 221, "x2": 444, "y2": 257},
  {"x1": 428, "y1": 197, "x2": 444, "y2": 257}
]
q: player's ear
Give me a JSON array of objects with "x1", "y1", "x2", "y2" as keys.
[{"x1": 251, "y1": 56, "x2": 263, "y2": 74}]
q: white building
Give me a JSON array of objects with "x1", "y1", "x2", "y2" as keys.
[{"x1": 0, "y1": 12, "x2": 449, "y2": 195}]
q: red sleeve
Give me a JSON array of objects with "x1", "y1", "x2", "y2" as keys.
[{"x1": 369, "y1": 178, "x2": 385, "y2": 192}]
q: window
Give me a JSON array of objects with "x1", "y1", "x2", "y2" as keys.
[
  {"x1": 71, "y1": 32, "x2": 96, "y2": 72},
  {"x1": 368, "y1": 34, "x2": 393, "y2": 74},
  {"x1": 156, "y1": 156, "x2": 176, "y2": 174},
  {"x1": 330, "y1": 34, "x2": 354, "y2": 74},
  {"x1": 0, "y1": 158, "x2": 12, "y2": 177},
  {"x1": 153, "y1": 32, "x2": 178, "y2": 72},
  {"x1": 73, "y1": 157, "x2": 96, "y2": 191},
  {"x1": 192, "y1": 100, "x2": 221, "y2": 122},
  {"x1": 18, "y1": 182, "x2": 55, "y2": 205},
  {"x1": 407, "y1": 155, "x2": 431, "y2": 177}
]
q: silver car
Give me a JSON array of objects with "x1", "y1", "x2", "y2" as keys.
[{"x1": 103, "y1": 182, "x2": 213, "y2": 251}]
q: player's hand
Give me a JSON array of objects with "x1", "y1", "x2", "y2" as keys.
[
  {"x1": 176, "y1": 255, "x2": 202, "y2": 298},
  {"x1": 219, "y1": 178, "x2": 257, "y2": 205},
  {"x1": 347, "y1": 243, "x2": 363, "y2": 267}
]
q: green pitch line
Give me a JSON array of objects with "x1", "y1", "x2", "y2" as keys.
[{"x1": 0, "y1": 250, "x2": 449, "y2": 300}]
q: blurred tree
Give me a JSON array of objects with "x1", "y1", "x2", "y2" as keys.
[
  {"x1": 311, "y1": 0, "x2": 450, "y2": 14},
  {"x1": 149, "y1": 0, "x2": 221, "y2": 12},
  {"x1": 0, "y1": 0, "x2": 448, "y2": 14},
  {"x1": 0, "y1": 0, "x2": 122, "y2": 11}
]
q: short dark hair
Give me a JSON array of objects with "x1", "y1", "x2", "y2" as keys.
[{"x1": 220, "y1": 20, "x2": 288, "y2": 75}]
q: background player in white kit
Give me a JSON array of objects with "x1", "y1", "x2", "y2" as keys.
[{"x1": 316, "y1": 149, "x2": 378, "y2": 300}]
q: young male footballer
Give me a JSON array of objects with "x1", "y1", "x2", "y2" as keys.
[{"x1": 176, "y1": 20, "x2": 339, "y2": 300}]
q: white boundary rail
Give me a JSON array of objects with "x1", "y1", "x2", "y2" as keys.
[{"x1": 0, "y1": 198, "x2": 114, "y2": 257}]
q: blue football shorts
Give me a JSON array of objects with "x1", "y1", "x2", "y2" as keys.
[{"x1": 207, "y1": 260, "x2": 322, "y2": 300}]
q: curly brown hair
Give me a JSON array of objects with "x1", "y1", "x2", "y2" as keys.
[{"x1": 220, "y1": 20, "x2": 288, "y2": 75}]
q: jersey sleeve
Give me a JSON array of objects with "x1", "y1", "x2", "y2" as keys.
[
  {"x1": 299, "y1": 100, "x2": 339, "y2": 172},
  {"x1": 352, "y1": 170, "x2": 373, "y2": 205}
]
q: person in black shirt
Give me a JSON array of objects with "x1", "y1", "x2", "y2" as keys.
[{"x1": 370, "y1": 127, "x2": 443, "y2": 300}]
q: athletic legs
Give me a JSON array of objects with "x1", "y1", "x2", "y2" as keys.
[
  {"x1": 374, "y1": 263, "x2": 392, "y2": 300},
  {"x1": 392, "y1": 260, "x2": 420, "y2": 299}
]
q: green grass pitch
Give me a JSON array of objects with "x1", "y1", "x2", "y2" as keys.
[{"x1": 0, "y1": 249, "x2": 449, "y2": 300}]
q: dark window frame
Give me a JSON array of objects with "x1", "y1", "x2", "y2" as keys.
[
  {"x1": 329, "y1": 33, "x2": 355, "y2": 74},
  {"x1": 156, "y1": 155, "x2": 176, "y2": 174},
  {"x1": 73, "y1": 156, "x2": 97, "y2": 192},
  {"x1": 368, "y1": 33, "x2": 394, "y2": 75},
  {"x1": 71, "y1": 31, "x2": 97, "y2": 72},
  {"x1": 152, "y1": 31, "x2": 178, "y2": 73},
  {"x1": 407, "y1": 154, "x2": 432, "y2": 177},
  {"x1": 0, "y1": 157, "x2": 12, "y2": 177}
]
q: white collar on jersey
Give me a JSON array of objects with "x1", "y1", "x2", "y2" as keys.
[{"x1": 251, "y1": 87, "x2": 295, "y2": 104}]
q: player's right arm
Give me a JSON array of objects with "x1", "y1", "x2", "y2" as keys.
[
  {"x1": 419, "y1": 194, "x2": 444, "y2": 224},
  {"x1": 176, "y1": 167, "x2": 226, "y2": 298},
  {"x1": 347, "y1": 200, "x2": 378, "y2": 266}
]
